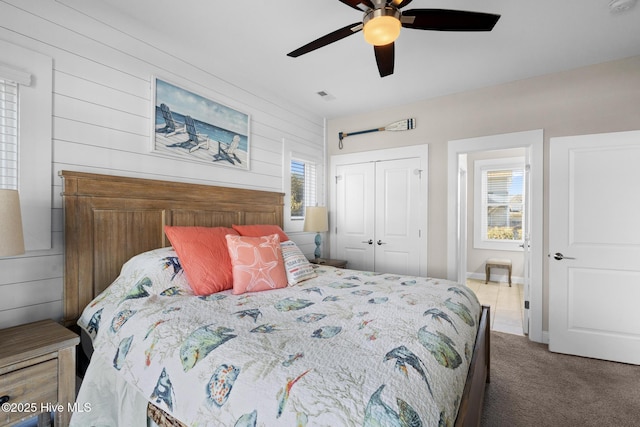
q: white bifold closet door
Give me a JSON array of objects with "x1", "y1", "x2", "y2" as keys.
[{"x1": 336, "y1": 157, "x2": 422, "y2": 275}]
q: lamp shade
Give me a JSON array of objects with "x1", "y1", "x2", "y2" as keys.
[
  {"x1": 303, "y1": 206, "x2": 329, "y2": 233},
  {"x1": 0, "y1": 189, "x2": 25, "y2": 256}
]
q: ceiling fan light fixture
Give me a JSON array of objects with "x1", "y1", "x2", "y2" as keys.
[{"x1": 363, "y1": 7, "x2": 401, "y2": 46}]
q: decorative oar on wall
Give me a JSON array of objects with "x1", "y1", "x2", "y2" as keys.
[{"x1": 338, "y1": 118, "x2": 416, "y2": 149}]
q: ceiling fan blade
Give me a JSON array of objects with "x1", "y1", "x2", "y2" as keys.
[
  {"x1": 389, "y1": 0, "x2": 413, "y2": 8},
  {"x1": 374, "y1": 43, "x2": 394, "y2": 77},
  {"x1": 338, "y1": 0, "x2": 374, "y2": 11},
  {"x1": 401, "y1": 9, "x2": 500, "y2": 31},
  {"x1": 287, "y1": 22, "x2": 363, "y2": 57}
]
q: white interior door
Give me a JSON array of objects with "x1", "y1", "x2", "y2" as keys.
[
  {"x1": 521, "y1": 160, "x2": 531, "y2": 335},
  {"x1": 335, "y1": 163, "x2": 375, "y2": 271},
  {"x1": 549, "y1": 130, "x2": 640, "y2": 364},
  {"x1": 374, "y1": 158, "x2": 422, "y2": 276}
]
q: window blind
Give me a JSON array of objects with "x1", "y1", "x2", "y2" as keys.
[
  {"x1": 0, "y1": 78, "x2": 18, "y2": 189},
  {"x1": 291, "y1": 159, "x2": 317, "y2": 219},
  {"x1": 484, "y1": 168, "x2": 523, "y2": 240}
]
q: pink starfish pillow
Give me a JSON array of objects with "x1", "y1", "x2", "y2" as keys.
[{"x1": 225, "y1": 234, "x2": 288, "y2": 295}]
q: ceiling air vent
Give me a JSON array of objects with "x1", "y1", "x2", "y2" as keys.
[{"x1": 316, "y1": 90, "x2": 336, "y2": 101}]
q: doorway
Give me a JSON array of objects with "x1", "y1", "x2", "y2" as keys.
[
  {"x1": 447, "y1": 130, "x2": 544, "y2": 343},
  {"x1": 466, "y1": 149, "x2": 527, "y2": 336}
]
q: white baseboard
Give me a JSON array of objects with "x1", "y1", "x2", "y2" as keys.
[{"x1": 466, "y1": 272, "x2": 524, "y2": 285}]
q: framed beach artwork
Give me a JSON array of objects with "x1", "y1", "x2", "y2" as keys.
[{"x1": 151, "y1": 77, "x2": 250, "y2": 170}]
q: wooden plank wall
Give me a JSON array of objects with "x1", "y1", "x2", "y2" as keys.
[{"x1": 0, "y1": 0, "x2": 325, "y2": 328}]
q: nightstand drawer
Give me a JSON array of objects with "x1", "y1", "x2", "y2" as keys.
[{"x1": 0, "y1": 358, "x2": 58, "y2": 425}]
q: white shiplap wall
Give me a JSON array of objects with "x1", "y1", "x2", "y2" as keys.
[{"x1": 0, "y1": 0, "x2": 325, "y2": 329}]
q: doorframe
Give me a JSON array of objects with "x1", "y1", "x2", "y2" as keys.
[
  {"x1": 330, "y1": 144, "x2": 429, "y2": 276},
  {"x1": 456, "y1": 155, "x2": 468, "y2": 285},
  {"x1": 447, "y1": 130, "x2": 544, "y2": 343}
]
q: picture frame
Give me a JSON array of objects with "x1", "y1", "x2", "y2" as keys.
[{"x1": 151, "y1": 77, "x2": 250, "y2": 170}]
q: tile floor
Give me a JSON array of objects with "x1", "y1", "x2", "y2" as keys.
[{"x1": 466, "y1": 278, "x2": 524, "y2": 336}]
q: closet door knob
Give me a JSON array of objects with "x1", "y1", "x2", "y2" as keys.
[
  {"x1": 377, "y1": 240, "x2": 386, "y2": 245},
  {"x1": 361, "y1": 239, "x2": 373, "y2": 245}
]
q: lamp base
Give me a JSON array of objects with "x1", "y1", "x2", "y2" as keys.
[{"x1": 314, "y1": 232, "x2": 322, "y2": 259}]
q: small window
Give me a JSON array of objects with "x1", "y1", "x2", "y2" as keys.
[
  {"x1": 290, "y1": 158, "x2": 317, "y2": 220},
  {"x1": 0, "y1": 78, "x2": 19, "y2": 189},
  {"x1": 0, "y1": 40, "x2": 53, "y2": 251},
  {"x1": 474, "y1": 157, "x2": 525, "y2": 251}
]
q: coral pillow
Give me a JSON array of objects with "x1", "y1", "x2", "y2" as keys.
[
  {"x1": 164, "y1": 226, "x2": 238, "y2": 295},
  {"x1": 280, "y1": 240, "x2": 317, "y2": 285},
  {"x1": 232, "y1": 224, "x2": 289, "y2": 242},
  {"x1": 225, "y1": 234, "x2": 288, "y2": 295}
]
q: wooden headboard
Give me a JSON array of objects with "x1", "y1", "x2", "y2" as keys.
[{"x1": 61, "y1": 170, "x2": 284, "y2": 327}]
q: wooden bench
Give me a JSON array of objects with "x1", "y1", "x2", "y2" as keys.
[{"x1": 485, "y1": 258, "x2": 512, "y2": 286}]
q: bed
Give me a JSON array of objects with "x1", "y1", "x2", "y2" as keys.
[{"x1": 61, "y1": 170, "x2": 490, "y2": 427}]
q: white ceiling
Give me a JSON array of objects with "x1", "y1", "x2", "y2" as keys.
[{"x1": 59, "y1": 0, "x2": 640, "y2": 119}]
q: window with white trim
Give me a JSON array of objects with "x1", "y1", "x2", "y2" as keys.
[
  {"x1": 474, "y1": 157, "x2": 525, "y2": 251},
  {"x1": 290, "y1": 158, "x2": 317, "y2": 220},
  {"x1": 0, "y1": 40, "x2": 53, "y2": 251},
  {"x1": 283, "y1": 137, "x2": 323, "y2": 233}
]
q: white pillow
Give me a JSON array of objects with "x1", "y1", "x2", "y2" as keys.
[{"x1": 280, "y1": 240, "x2": 317, "y2": 285}]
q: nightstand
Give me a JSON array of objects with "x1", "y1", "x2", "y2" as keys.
[
  {"x1": 309, "y1": 258, "x2": 348, "y2": 269},
  {"x1": 0, "y1": 319, "x2": 80, "y2": 427}
]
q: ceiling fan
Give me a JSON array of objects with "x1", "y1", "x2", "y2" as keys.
[{"x1": 287, "y1": 0, "x2": 501, "y2": 77}]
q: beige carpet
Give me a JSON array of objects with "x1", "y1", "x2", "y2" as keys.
[{"x1": 481, "y1": 331, "x2": 640, "y2": 427}]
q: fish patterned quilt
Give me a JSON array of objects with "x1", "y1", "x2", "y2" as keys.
[{"x1": 76, "y1": 247, "x2": 481, "y2": 427}]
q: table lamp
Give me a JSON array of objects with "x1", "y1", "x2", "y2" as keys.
[
  {"x1": 303, "y1": 206, "x2": 328, "y2": 260},
  {"x1": 0, "y1": 189, "x2": 25, "y2": 256}
]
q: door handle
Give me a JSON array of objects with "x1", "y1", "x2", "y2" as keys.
[
  {"x1": 551, "y1": 252, "x2": 576, "y2": 261},
  {"x1": 361, "y1": 239, "x2": 373, "y2": 245},
  {"x1": 377, "y1": 240, "x2": 386, "y2": 245}
]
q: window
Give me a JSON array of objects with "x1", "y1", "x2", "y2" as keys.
[
  {"x1": 283, "y1": 137, "x2": 323, "y2": 233},
  {"x1": 0, "y1": 78, "x2": 18, "y2": 189},
  {"x1": 290, "y1": 158, "x2": 317, "y2": 220},
  {"x1": 0, "y1": 40, "x2": 52, "y2": 251},
  {"x1": 474, "y1": 157, "x2": 525, "y2": 251}
]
